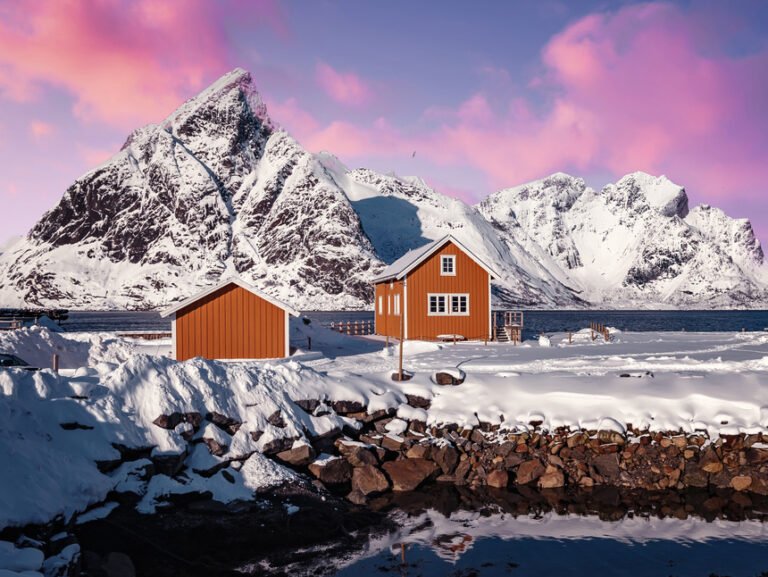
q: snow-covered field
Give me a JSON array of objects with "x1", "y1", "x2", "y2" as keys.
[{"x1": 1, "y1": 322, "x2": 768, "y2": 534}]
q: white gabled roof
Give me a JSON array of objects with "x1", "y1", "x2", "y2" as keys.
[
  {"x1": 160, "y1": 277, "x2": 301, "y2": 318},
  {"x1": 372, "y1": 235, "x2": 501, "y2": 283}
]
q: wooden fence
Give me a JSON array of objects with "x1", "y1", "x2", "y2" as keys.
[
  {"x1": 590, "y1": 321, "x2": 610, "y2": 341},
  {"x1": 326, "y1": 319, "x2": 375, "y2": 336}
]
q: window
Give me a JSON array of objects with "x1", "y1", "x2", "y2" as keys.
[
  {"x1": 440, "y1": 255, "x2": 456, "y2": 276},
  {"x1": 428, "y1": 293, "x2": 469, "y2": 316},
  {"x1": 378, "y1": 295, "x2": 383, "y2": 315},
  {"x1": 429, "y1": 294, "x2": 446, "y2": 314},
  {"x1": 394, "y1": 294, "x2": 401, "y2": 316},
  {"x1": 451, "y1": 295, "x2": 468, "y2": 314}
]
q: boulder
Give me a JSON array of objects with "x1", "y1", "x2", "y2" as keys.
[
  {"x1": 352, "y1": 465, "x2": 390, "y2": 495},
  {"x1": 267, "y1": 410, "x2": 286, "y2": 428},
  {"x1": 382, "y1": 459, "x2": 439, "y2": 491},
  {"x1": 515, "y1": 459, "x2": 545, "y2": 485},
  {"x1": 331, "y1": 400, "x2": 366, "y2": 415},
  {"x1": 433, "y1": 370, "x2": 465, "y2": 386},
  {"x1": 538, "y1": 465, "x2": 565, "y2": 489},
  {"x1": 700, "y1": 447, "x2": 723, "y2": 474},
  {"x1": 308, "y1": 456, "x2": 353, "y2": 485},
  {"x1": 206, "y1": 411, "x2": 241, "y2": 435},
  {"x1": 731, "y1": 475, "x2": 753, "y2": 492},
  {"x1": 432, "y1": 445, "x2": 459, "y2": 474},
  {"x1": 486, "y1": 469, "x2": 509, "y2": 489},
  {"x1": 276, "y1": 443, "x2": 316, "y2": 467},
  {"x1": 337, "y1": 441, "x2": 378, "y2": 467},
  {"x1": 261, "y1": 436, "x2": 299, "y2": 456},
  {"x1": 405, "y1": 394, "x2": 431, "y2": 409},
  {"x1": 591, "y1": 453, "x2": 620, "y2": 481}
]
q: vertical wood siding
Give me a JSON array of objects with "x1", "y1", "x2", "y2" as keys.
[
  {"x1": 406, "y1": 241, "x2": 490, "y2": 340},
  {"x1": 374, "y1": 279, "x2": 404, "y2": 338},
  {"x1": 175, "y1": 283, "x2": 286, "y2": 360}
]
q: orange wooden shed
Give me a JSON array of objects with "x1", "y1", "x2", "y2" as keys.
[
  {"x1": 160, "y1": 277, "x2": 300, "y2": 361},
  {"x1": 372, "y1": 235, "x2": 500, "y2": 341}
]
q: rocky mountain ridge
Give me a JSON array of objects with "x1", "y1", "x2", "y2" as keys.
[{"x1": 0, "y1": 68, "x2": 764, "y2": 310}]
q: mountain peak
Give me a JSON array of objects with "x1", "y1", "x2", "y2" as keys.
[{"x1": 611, "y1": 172, "x2": 689, "y2": 218}]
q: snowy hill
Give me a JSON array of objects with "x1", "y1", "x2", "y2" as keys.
[{"x1": 0, "y1": 69, "x2": 764, "y2": 310}]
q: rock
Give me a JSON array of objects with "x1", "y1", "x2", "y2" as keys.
[
  {"x1": 267, "y1": 410, "x2": 286, "y2": 428},
  {"x1": 591, "y1": 454, "x2": 620, "y2": 481},
  {"x1": 381, "y1": 434, "x2": 405, "y2": 452},
  {"x1": 276, "y1": 443, "x2": 316, "y2": 467},
  {"x1": 308, "y1": 456, "x2": 352, "y2": 485},
  {"x1": 731, "y1": 475, "x2": 753, "y2": 492},
  {"x1": 454, "y1": 460, "x2": 472, "y2": 484},
  {"x1": 205, "y1": 411, "x2": 242, "y2": 435},
  {"x1": 331, "y1": 400, "x2": 366, "y2": 415},
  {"x1": 434, "y1": 371, "x2": 464, "y2": 386},
  {"x1": 250, "y1": 430, "x2": 264, "y2": 443},
  {"x1": 337, "y1": 441, "x2": 379, "y2": 467},
  {"x1": 405, "y1": 394, "x2": 431, "y2": 409},
  {"x1": 597, "y1": 430, "x2": 626, "y2": 446},
  {"x1": 746, "y1": 447, "x2": 768, "y2": 464},
  {"x1": 539, "y1": 465, "x2": 565, "y2": 489},
  {"x1": 202, "y1": 437, "x2": 229, "y2": 457},
  {"x1": 432, "y1": 445, "x2": 460, "y2": 474},
  {"x1": 406, "y1": 444, "x2": 431, "y2": 460},
  {"x1": 101, "y1": 552, "x2": 136, "y2": 577},
  {"x1": 515, "y1": 459, "x2": 545, "y2": 485},
  {"x1": 351, "y1": 465, "x2": 390, "y2": 495},
  {"x1": 346, "y1": 489, "x2": 368, "y2": 505},
  {"x1": 683, "y1": 461, "x2": 709, "y2": 488},
  {"x1": 294, "y1": 399, "x2": 320, "y2": 413},
  {"x1": 486, "y1": 469, "x2": 509, "y2": 488},
  {"x1": 382, "y1": 459, "x2": 439, "y2": 491},
  {"x1": 151, "y1": 450, "x2": 187, "y2": 477},
  {"x1": 152, "y1": 413, "x2": 183, "y2": 430},
  {"x1": 700, "y1": 447, "x2": 723, "y2": 473},
  {"x1": 261, "y1": 436, "x2": 298, "y2": 455}
]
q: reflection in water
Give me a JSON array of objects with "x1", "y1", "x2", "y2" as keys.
[{"x1": 248, "y1": 486, "x2": 768, "y2": 577}]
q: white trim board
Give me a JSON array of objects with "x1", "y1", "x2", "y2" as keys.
[
  {"x1": 372, "y1": 234, "x2": 501, "y2": 282},
  {"x1": 160, "y1": 276, "x2": 301, "y2": 318}
]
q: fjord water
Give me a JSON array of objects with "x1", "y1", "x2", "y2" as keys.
[{"x1": 62, "y1": 309, "x2": 768, "y2": 335}]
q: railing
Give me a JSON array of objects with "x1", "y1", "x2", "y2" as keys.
[
  {"x1": 326, "y1": 320, "x2": 375, "y2": 336},
  {"x1": 492, "y1": 310, "x2": 524, "y2": 344},
  {"x1": 0, "y1": 318, "x2": 24, "y2": 331}
]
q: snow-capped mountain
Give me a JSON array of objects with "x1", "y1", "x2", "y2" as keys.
[
  {"x1": 478, "y1": 172, "x2": 768, "y2": 307},
  {"x1": 0, "y1": 69, "x2": 764, "y2": 310}
]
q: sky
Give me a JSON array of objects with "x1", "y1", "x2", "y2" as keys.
[{"x1": 1, "y1": 0, "x2": 767, "y2": 242}]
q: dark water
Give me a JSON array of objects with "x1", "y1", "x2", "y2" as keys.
[
  {"x1": 62, "y1": 309, "x2": 768, "y2": 337},
  {"x1": 338, "y1": 536, "x2": 768, "y2": 577}
]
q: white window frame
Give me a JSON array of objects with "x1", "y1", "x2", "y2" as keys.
[
  {"x1": 440, "y1": 255, "x2": 456, "y2": 276},
  {"x1": 450, "y1": 294, "x2": 469, "y2": 315},
  {"x1": 394, "y1": 294, "x2": 401, "y2": 316},
  {"x1": 378, "y1": 295, "x2": 383, "y2": 315},
  {"x1": 427, "y1": 293, "x2": 470, "y2": 316}
]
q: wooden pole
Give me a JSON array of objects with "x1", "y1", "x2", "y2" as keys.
[
  {"x1": 398, "y1": 307, "x2": 404, "y2": 380},
  {"x1": 52, "y1": 353, "x2": 59, "y2": 374}
]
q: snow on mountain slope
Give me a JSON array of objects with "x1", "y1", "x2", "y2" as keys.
[
  {"x1": 478, "y1": 172, "x2": 768, "y2": 307},
  {"x1": 319, "y1": 159, "x2": 583, "y2": 307},
  {"x1": 0, "y1": 69, "x2": 382, "y2": 310},
  {"x1": 0, "y1": 68, "x2": 764, "y2": 310}
]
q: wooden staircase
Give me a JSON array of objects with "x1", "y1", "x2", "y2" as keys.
[{"x1": 493, "y1": 310, "x2": 523, "y2": 344}]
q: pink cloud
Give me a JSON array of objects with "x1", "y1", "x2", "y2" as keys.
[
  {"x1": 78, "y1": 145, "x2": 118, "y2": 167},
  {"x1": 270, "y1": 3, "x2": 766, "y2": 209},
  {"x1": 0, "y1": 0, "x2": 285, "y2": 129},
  {"x1": 315, "y1": 62, "x2": 373, "y2": 106},
  {"x1": 29, "y1": 120, "x2": 54, "y2": 139}
]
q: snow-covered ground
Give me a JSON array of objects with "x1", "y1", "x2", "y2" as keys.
[{"x1": 1, "y1": 323, "x2": 768, "y2": 532}]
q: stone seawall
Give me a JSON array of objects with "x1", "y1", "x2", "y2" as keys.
[{"x1": 283, "y1": 396, "x2": 768, "y2": 503}]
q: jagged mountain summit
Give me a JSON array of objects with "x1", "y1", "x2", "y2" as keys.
[
  {"x1": 478, "y1": 172, "x2": 767, "y2": 307},
  {"x1": 0, "y1": 69, "x2": 764, "y2": 310}
]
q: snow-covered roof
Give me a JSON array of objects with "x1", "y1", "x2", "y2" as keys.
[
  {"x1": 160, "y1": 277, "x2": 301, "y2": 318},
  {"x1": 372, "y1": 235, "x2": 500, "y2": 283}
]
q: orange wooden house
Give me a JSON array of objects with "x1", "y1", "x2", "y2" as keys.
[
  {"x1": 160, "y1": 277, "x2": 300, "y2": 361},
  {"x1": 372, "y1": 235, "x2": 499, "y2": 341}
]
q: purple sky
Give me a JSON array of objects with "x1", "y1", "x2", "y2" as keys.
[{"x1": 1, "y1": 0, "x2": 767, "y2": 242}]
